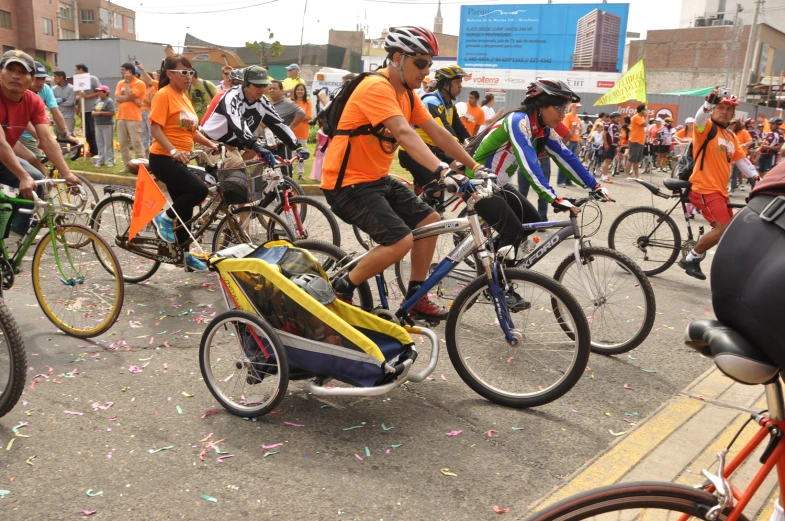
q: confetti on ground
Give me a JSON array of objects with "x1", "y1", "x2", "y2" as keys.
[
  {"x1": 86, "y1": 489, "x2": 103, "y2": 497},
  {"x1": 262, "y1": 443, "x2": 283, "y2": 449},
  {"x1": 441, "y1": 374, "x2": 447, "y2": 381},
  {"x1": 623, "y1": 384, "x2": 633, "y2": 390},
  {"x1": 609, "y1": 430, "x2": 627, "y2": 437},
  {"x1": 0, "y1": 490, "x2": 9, "y2": 496},
  {"x1": 198, "y1": 449, "x2": 209, "y2": 461},
  {"x1": 283, "y1": 422, "x2": 305, "y2": 427},
  {"x1": 354, "y1": 454, "x2": 364, "y2": 461},
  {"x1": 128, "y1": 365, "x2": 142, "y2": 374},
  {"x1": 381, "y1": 423, "x2": 393, "y2": 431},
  {"x1": 64, "y1": 410, "x2": 84, "y2": 416},
  {"x1": 78, "y1": 509, "x2": 97, "y2": 516},
  {"x1": 628, "y1": 354, "x2": 638, "y2": 360},
  {"x1": 343, "y1": 425, "x2": 364, "y2": 431},
  {"x1": 390, "y1": 444, "x2": 404, "y2": 449},
  {"x1": 493, "y1": 506, "x2": 511, "y2": 514},
  {"x1": 511, "y1": 427, "x2": 525, "y2": 431},
  {"x1": 440, "y1": 468, "x2": 457, "y2": 477},
  {"x1": 148, "y1": 445, "x2": 175, "y2": 454},
  {"x1": 5, "y1": 438, "x2": 14, "y2": 451},
  {"x1": 217, "y1": 454, "x2": 234, "y2": 463},
  {"x1": 364, "y1": 446, "x2": 371, "y2": 457},
  {"x1": 642, "y1": 369, "x2": 658, "y2": 373},
  {"x1": 181, "y1": 392, "x2": 194, "y2": 398},
  {"x1": 446, "y1": 430, "x2": 462, "y2": 436},
  {"x1": 26, "y1": 455, "x2": 36, "y2": 465},
  {"x1": 487, "y1": 430, "x2": 499, "y2": 438},
  {"x1": 201, "y1": 409, "x2": 220, "y2": 419},
  {"x1": 176, "y1": 405, "x2": 183, "y2": 415},
  {"x1": 199, "y1": 493, "x2": 218, "y2": 503},
  {"x1": 263, "y1": 451, "x2": 279, "y2": 458}
]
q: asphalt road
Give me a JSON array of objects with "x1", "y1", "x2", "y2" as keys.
[{"x1": 0, "y1": 169, "x2": 735, "y2": 520}]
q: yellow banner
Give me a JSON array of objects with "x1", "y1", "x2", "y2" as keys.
[{"x1": 595, "y1": 59, "x2": 647, "y2": 106}]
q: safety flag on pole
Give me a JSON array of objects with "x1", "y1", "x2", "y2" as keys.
[
  {"x1": 594, "y1": 59, "x2": 648, "y2": 106},
  {"x1": 128, "y1": 163, "x2": 167, "y2": 241}
]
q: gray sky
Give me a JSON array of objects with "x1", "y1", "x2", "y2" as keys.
[{"x1": 124, "y1": 0, "x2": 683, "y2": 50}]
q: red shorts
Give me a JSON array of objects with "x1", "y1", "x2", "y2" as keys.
[{"x1": 688, "y1": 191, "x2": 734, "y2": 225}]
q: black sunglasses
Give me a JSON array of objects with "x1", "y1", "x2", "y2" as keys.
[{"x1": 403, "y1": 53, "x2": 433, "y2": 70}]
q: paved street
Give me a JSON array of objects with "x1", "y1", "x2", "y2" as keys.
[{"x1": 0, "y1": 169, "x2": 739, "y2": 520}]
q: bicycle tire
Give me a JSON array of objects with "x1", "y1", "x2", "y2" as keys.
[
  {"x1": 553, "y1": 247, "x2": 656, "y2": 355},
  {"x1": 89, "y1": 194, "x2": 161, "y2": 283},
  {"x1": 445, "y1": 268, "x2": 590, "y2": 408},
  {"x1": 292, "y1": 239, "x2": 374, "y2": 311},
  {"x1": 74, "y1": 173, "x2": 100, "y2": 210},
  {"x1": 200, "y1": 310, "x2": 289, "y2": 418},
  {"x1": 212, "y1": 206, "x2": 295, "y2": 253},
  {"x1": 523, "y1": 481, "x2": 747, "y2": 521},
  {"x1": 32, "y1": 224, "x2": 125, "y2": 338},
  {"x1": 608, "y1": 206, "x2": 681, "y2": 276},
  {"x1": 273, "y1": 195, "x2": 341, "y2": 247},
  {"x1": 0, "y1": 298, "x2": 26, "y2": 418}
]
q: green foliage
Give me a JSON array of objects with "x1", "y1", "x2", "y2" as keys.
[
  {"x1": 38, "y1": 59, "x2": 53, "y2": 75},
  {"x1": 244, "y1": 30, "x2": 285, "y2": 67}
]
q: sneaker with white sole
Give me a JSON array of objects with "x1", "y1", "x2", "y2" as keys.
[
  {"x1": 153, "y1": 212, "x2": 176, "y2": 243},
  {"x1": 185, "y1": 252, "x2": 208, "y2": 272}
]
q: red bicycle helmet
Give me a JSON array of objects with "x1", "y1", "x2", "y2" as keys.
[
  {"x1": 525, "y1": 79, "x2": 581, "y2": 104},
  {"x1": 384, "y1": 27, "x2": 439, "y2": 57},
  {"x1": 718, "y1": 96, "x2": 739, "y2": 107}
]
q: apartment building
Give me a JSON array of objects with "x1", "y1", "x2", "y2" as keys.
[
  {"x1": 76, "y1": 0, "x2": 135, "y2": 40},
  {"x1": 0, "y1": 0, "x2": 59, "y2": 65},
  {"x1": 572, "y1": 8, "x2": 622, "y2": 73}
]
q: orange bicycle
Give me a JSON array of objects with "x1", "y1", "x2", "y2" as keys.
[{"x1": 525, "y1": 319, "x2": 785, "y2": 521}]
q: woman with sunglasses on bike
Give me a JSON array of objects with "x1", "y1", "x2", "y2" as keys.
[
  {"x1": 148, "y1": 55, "x2": 218, "y2": 272},
  {"x1": 465, "y1": 79, "x2": 612, "y2": 260}
]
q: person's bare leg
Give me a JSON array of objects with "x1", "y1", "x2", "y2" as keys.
[
  {"x1": 408, "y1": 212, "x2": 441, "y2": 281},
  {"x1": 633, "y1": 161, "x2": 640, "y2": 178},
  {"x1": 694, "y1": 222, "x2": 728, "y2": 255},
  {"x1": 347, "y1": 234, "x2": 413, "y2": 285}
]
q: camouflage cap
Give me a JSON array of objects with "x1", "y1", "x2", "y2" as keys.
[{"x1": 245, "y1": 66, "x2": 270, "y2": 86}]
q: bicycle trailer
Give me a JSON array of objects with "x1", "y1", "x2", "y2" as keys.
[{"x1": 206, "y1": 241, "x2": 438, "y2": 415}]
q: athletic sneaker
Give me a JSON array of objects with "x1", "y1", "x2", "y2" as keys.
[
  {"x1": 678, "y1": 258, "x2": 706, "y2": 280},
  {"x1": 185, "y1": 252, "x2": 208, "y2": 272},
  {"x1": 407, "y1": 294, "x2": 448, "y2": 321},
  {"x1": 153, "y1": 212, "x2": 176, "y2": 243},
  {"x1": 505, "y1": 288, "x2": 531, "y2": 312}
]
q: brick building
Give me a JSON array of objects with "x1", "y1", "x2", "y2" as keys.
[
  {"x1": 76, "y1": 0, "x2": 135, "y2": 41},
  {"x1": 0, "y1": 0, "x2": 59, "y2": 65}
]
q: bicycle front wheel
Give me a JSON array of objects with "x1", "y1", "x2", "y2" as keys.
[
  {"x1": 212, "y1": 206, "x2": 294, "y2": 253},
  {"x1": 32, "y1": 224, "x2": 124, "y2": 338},
  {"x1": 0, "y1": 299, "x2": 26, "y2": 418},
  {"x1": 608, "y1": 206, "x2": 681, "y2": 276},
  {"x1": 273, "y1": 196, "x2": 341, "y2": 246},
  {"x1": 523, "y1": 482, "x2": 746, "y2": 521},
  {"x1": 445, "y1": 268, "x2": 590, "y2": 408},
  {"x1": 553, "y1": 247, "x2": 656, "y2": 355}
]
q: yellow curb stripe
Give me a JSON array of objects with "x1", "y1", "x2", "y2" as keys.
[
  {"x1": 688, "y1": 368, "x2": 736, "y2": 401},
  {"x1": 758, "y1": 491, "x2": 780, "y2": 521},
  {"x1": 537, "y1": 397, "x2": 704, "y2": 509}
]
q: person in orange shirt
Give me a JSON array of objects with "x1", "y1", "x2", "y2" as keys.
[
  {"x1": 625, "y1": 104, "x2": 647, "y2": 179},
  {"x1": 560, "y1": 102, "x2": 583, "y2": 186},
  {"x1": 460, "y1": 90, "x2": 485, "y2": 137},
  {"x1": 291, "y1": 83, "x2": 313, "y2": 180},
  {"x1": 679, "y1": 87, "x2": 760, "y2": 280},
  {"x1": 137, "y1": 60, "x2": 158, "y2": 157},
  {"x1": 730, "y1": 119, "x2": 753, "y2": 193},
  {"x1": 322, "y1": 26, "x2": 490, "y2": 320},
  {"x1": 148, "y1": 55, "x2": 218, "y2": 272},
  {"x1": 115, "y1": 62, "x2": 147, "y2": 170}
]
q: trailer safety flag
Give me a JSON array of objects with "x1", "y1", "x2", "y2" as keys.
[{"x1": 128, "y1": 163, "x2": 168, "y2": 241}]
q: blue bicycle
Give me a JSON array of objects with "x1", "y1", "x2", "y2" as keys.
[{"x1": 295, "y1": 175, "x2": 591, "y2": 409}]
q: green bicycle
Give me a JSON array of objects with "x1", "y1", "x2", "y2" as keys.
[{"x1": 0, "y1": 179, "x2": 124, "y2": 338}]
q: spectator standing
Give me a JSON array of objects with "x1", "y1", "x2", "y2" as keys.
[
  {"x1": 282, "y1": 64, "x2": 305, "y2": 97},
  {"x1": 460, "y1": 90, "x2": 486, "y2": 137},
  {"x1": 115, "y1": 61, "x2": 146, "y2": 171},
  {"x1": 52, "y1": 71, "x2": 75, "y2": 139},
  {"x1": 74, "y1": 64, "x2": 101, "y2": 157},
  {"x1": 624, "y1": 104, "x2": 647, "y2": 180},
  {"x1": 137, "y1": 61, "x2": 158, "y2": 157},
  {"x1": 91, "y1": 85, "x2": 116, "y2": 168},
  {"x1": 311, "y1": 117, "x2": 330, "y2": 182},
  {"x1": 217, "y1": 65, "x2": 234, "y2": 92},
  {"x1": 560, "y1": 102, "x2": 583, "y2": 186},
  {"x1": 291, "y1": 83, "x2": 312, "y2": 180},
  {"x1": 478, "y1": 93, "x2": 499, "y2": 132},
  {"x1": 266, "y1": 80, "x2": 306, "y2": 176},
  {"x1": 186, "y1": 69, "x2": 217, "y2": 122},
  {"x1": 758, "y1": 118, "x2": 782, "y2": 175}
]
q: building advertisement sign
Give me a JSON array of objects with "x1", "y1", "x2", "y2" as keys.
[{"x1": 615, "y1": 102, "x2": 680, "y2": 124}]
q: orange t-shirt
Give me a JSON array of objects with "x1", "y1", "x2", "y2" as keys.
[
  {"x1": 674, "y1": 128, "x2": 693, "y2": 141},
  {"x1": 142, "y1": 80, "x2": 159, "y2": 111},
  {"x1": 563, "y1": 112, "x2": 581, "y2": 142},
  {"x1": 292, "y1": 99, "x2": 312, "y2": 140},
  {"x1": 689, "y1": 119, "x2": 747, "y2": 197},
  {"x1": 630, "y1": 113, "x2": 646, "y2": 145},
  {"x1": 148, "y1": 85, "x2": 199, "y2": 156},
  {"x1": 115, "y1": 77, "x2": 146, "y2": 121},
  {"x1": 461, "y1": 103, "x2": 486, "y2": 136},
  {"x1": 321, "y1": 73, "x2": 431, "y2": 190}
]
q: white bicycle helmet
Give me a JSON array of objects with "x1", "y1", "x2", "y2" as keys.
[{"x1": 383, "y1": 26, "x2": 440, "y2": 56}]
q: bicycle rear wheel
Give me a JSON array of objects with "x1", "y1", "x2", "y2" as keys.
[
  {"x1": 273, "y1": 196, "x2": 341, "y2": 246},
  {"x1": 608, "y1": 206, "x2": 681, "y2": 276},
  {"x1": 522, "y1": 482, "x2": 745, "y2": 521},
  {"x1": 0, "y1": 298, "x2": 25, "y2": 418},
  {"x1": 32, "y1": 224, "x2": 124, "y2": 338},
  {"x1": 212, "y1": 206, "x2": 294, "y2": 253},
  {"x1": 553, "y1": 247, "x2": 656, "y2": 355},
  {"x1": 445, "y1": 268, "x2": 590, "y2": 408}
]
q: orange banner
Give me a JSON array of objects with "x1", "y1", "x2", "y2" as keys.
[
  {"x1": 616, "y1": 102, "x2": 680, "y2": 123},
  {"x1": 129, "y1": 164, "x2": 167, "y2": 242}
]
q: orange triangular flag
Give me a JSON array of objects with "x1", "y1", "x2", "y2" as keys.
[{"x1": 128, "y1": 164, "x2": 168, "y2": 242}]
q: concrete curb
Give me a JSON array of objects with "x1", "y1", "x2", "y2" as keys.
[{"x1": 72, "y1": 170, "x2": 325, "y2": 196}]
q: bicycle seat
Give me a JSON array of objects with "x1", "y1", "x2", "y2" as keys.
[
  {"x1": 634, "y1": 179, "x2": 661, "y2": 196},
  {"x1": 685, "y1": 320, "x2": 779, "y2": 385},
  {"x1": 663, "y1": 178, "x2": 692, "y2": 191},
  {"x1": 128, "y1": 158, "x2": 149, "y2": 175}
]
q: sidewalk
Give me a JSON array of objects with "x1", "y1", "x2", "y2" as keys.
[{"x1": 526, "y1": 367, "x2": 779, "y2": 519}]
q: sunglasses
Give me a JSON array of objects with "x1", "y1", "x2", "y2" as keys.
[
  {"x1": 170, "y1": 69, "x2": 196, "y2": 76},
  {"x1": 223, "y1": 72, "x2": 230, "y2": 76},
  {"x1": 403, "y1": 53, "x2": 433, "y2": 70}
]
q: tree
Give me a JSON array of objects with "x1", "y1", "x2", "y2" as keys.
[{"x1": 245, "y1": 30, "x2": 284, "y2": 68}]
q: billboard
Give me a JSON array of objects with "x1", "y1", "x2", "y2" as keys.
[{"x1": 458, "y1": 4, "x2": 630, "y2": 79}]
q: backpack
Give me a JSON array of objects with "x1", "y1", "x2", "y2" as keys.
[
  {"x1": 322, "y1": 72, "x2": 414, "y2": 189},
  {"x1": 677, "y1": 123, "x2": 718, "y2": 182}
]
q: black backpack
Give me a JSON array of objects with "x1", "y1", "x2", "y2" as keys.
[
  {"x1": 322, "y1": 72, "x2": 413, "y2": 189},
  {"x1": 677, "y1": 123, "x2": 718, "y2": 182}
]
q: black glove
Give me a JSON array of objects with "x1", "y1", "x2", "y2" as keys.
[
  {"x1": 552, "y1": 198, "x2": 577, "y2": 213},
  {"x1": 252, "y1": 141, "x2": 276, "y2": 166}
]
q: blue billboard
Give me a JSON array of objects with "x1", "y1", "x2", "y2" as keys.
[{"x1": 458, "y1": 4, "x2": 630, "y2": 72}]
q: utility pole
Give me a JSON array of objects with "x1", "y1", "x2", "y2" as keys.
[
  {"x1": 725, "y1": 4, "x2": 743, "y2": 88},
  {"x1": 298, "y1": 0, "x2": 309, "y2": 67},
  {"x1": 740, "y1": 0, "x2": 763, "y2": 101}
]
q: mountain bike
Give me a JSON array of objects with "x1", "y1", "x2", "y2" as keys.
[
  {"x1": 608, "y1": 178, "x2": 746, "y2": 276},
  {"x1": 0, "y1": 280, "x2": 25, "y2": 418},
  {"x1": 524, "y1": 318, "x2": 785, "y2": 521},
  {"x1": 89, "y1": 152, "x2": 295, "y2": 283},
  {"x1": 586, "y1": 144, "x2": 603, "y2": 176},
  {"x1": 0, "y1": 179, "x2": 124, "y2": 338},
  {"x1": 296, "y1": 174, "x2": 593, "y2": 408}
]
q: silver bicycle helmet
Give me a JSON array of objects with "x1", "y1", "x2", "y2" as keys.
[{"x1": 291, "y1": 273, "x2": 336, "y2": 306}]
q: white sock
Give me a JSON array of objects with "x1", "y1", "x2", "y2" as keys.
[{"x1": 686, "y1": 249, "x2": 704, "y2": 263}]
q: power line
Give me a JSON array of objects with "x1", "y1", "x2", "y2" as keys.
[{"x1": 132, "y1": 0, "x2": 278, "y2": 15}]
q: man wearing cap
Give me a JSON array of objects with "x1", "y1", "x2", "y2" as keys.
[
  {"x1": 74, "y1": 64, "x2": 101, "y2": 156},
  {"x1": 115, "y1": 62, "x2": 146, "y2": 171},
  {"x1": 282, "y1": 64, "x2": 305, "y2": 98},
  {"x1": 560, "y1": 102, "x2": 583, "y2": 187},
  {"x1": 52, "y1": 71, "x2": 75, "y2": 140},
  {"x1": 0, "y1": 50, "x2": 80, "y2": 231},
  {"x1": 200, "y1": 66, "x2": 308, "y2": 169}
]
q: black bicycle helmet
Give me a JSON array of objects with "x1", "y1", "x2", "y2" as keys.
[
  {"x1": 770, "y1": 117, "x2": 783, "y2": 125},
  {"x1": 609, "y1": 111, "x2": 621, "y2": 118},
  {"x1": 292, "y1": 273, "x2": 336, "y2": 306},
  {"x1": 525, "y1": 79, "x2": 580, "y2": 104}
]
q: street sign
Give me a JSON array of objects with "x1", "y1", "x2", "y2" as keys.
[{"x1": 73, "y1": 73, "x2": 91, "y2": 92}]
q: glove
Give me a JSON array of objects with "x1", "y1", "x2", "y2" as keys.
[
  {"x1": 295, "y1": 147, "x2": 310, "y2": 161},
  {"x1": 441, "y1": 173, "x2": 473, "y2": 193},
  {"x1": 472, "y1": 165, "x2": 494, "y2": 179},
  {"x1": 592, "y1": 185, "x2": 611, "y2": 200},
  {"x1": 552, "y1": 198, "x2": 577, "y2": 213},
  {"x1": 252, "y1": 141, "x2": 276, "y2": 166}
]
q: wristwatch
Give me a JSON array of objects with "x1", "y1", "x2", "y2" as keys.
[{"x1": 169, "y1": 148, "x2": 177, "y2": 157}]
